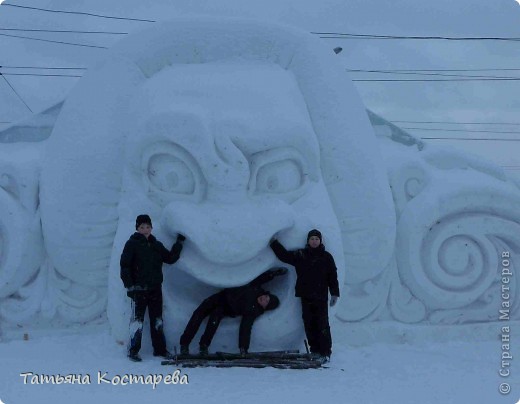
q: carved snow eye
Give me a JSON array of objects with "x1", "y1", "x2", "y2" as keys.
[
  {"x1": 255, "y1": 160, "x2": 303, "y2": 193},
  {"x1": 250, "y1": 148, "x2": 307, "y2": 201},
  {"x1": 148, "y1": 154, "x2": 195, "y2": 194},
  {"x1": 143, "y1": 142, "x2": 204, "y2": 205}
]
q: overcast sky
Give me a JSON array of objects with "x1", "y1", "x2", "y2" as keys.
[{"x1": 1, "y1": 0, "x2": 520, "y2": 169}]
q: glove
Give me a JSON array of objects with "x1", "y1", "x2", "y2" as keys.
[
  {"x1": 271, "y1": 267, "x2": 288, "y2": 277},
  {"x1": 330, "y1": 296, "x2": 339, "y2": 307},
  {"x1": 239, "y1": 348, "x2": 248, "y2": 357},
  {"x1": 177, "y1": 234, "x2": 186, "y2": 242}
]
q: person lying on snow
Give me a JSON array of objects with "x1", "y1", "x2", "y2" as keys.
[{"x1": 179, "y1": 268, "x2": 287, "y2": 356}]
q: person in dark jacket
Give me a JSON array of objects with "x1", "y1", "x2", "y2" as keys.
[
  {"x1": 179, "y1": 268, "x2": 286, "y2": 356},
  {"x1": 270, "y1": 229, "x2": 340, "y2": 361},
  {"x1": 120, "y1": 214, "x2": 185, "y2": 362}
]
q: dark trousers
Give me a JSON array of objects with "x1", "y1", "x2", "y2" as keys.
[
  {"x1": 128, "y1": 288, "x2": 167, "y2": 355},
  {"x1": 180, "y1": 291, "x2": 229, "y2": 348},
  {"x1": 301, "y1": 298, "x2": 332, "y2": 356}
]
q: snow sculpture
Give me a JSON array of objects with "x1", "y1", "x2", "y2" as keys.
[
  {"x1": 0, "y1": 18, "x2": 517, "y2": 346},
  {"x1": 39, "y1": 18, "x2": 395, "y2": 348},
  {"x1": 340, "y1": 116, "x2": 520, "y2": 331}
]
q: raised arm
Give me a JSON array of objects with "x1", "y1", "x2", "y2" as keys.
[
  {"x1": 161, "y1": 234, "x2": 185, "y2": 265},
  {"x1": 269, "y1": 239, "x2": 297, "y2": 266}
]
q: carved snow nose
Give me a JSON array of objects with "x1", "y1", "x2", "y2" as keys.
[{"x1": 162, "y1": 199, "x2": 294, "y2": 264}]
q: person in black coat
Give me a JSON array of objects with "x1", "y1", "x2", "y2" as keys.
[
  {"x1": 120, "y1": 214, "x2": 185, "y2": 362},
  {"x1": 270, "y1": 229, "x2": 340, "y2": 360},
  {"x1": 179, "y1": 268, "x2": 286, "y2": 356}
]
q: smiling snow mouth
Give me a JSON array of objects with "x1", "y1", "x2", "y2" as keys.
[{"x1": 173, "y1": 242, "x2": 280, "y2": 288}]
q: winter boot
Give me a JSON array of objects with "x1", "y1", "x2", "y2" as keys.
[
  {"x1": 309, "y1": 352, "x2": 321, "y2": 360},
  {"x1": 153, "y1": 350, "x2": 173, "y2": 359},
  {"x1": 128, "y1": 352, "x2": 142, "y2": 362},
  {"x1": 317, "y1": 355, "x2": 330, "y2": 365}
]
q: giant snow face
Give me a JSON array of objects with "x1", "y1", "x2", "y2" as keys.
[
  {"x1": 38, "y1": 19, "x2": 396, "y2": 349},
  {"x1": 119, "y1": 63, "x2": 344, "y2": 348}
]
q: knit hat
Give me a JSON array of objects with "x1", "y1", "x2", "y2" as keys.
[
  {"x1": 265, "y1": 293, "x2": 280, "y2": 311},
  {"x1": 307, "y1": 229, "x2": 322, "y2": 243},
  {"x1": 135, "y1": 214, "x2": 152, "y2": 230}
]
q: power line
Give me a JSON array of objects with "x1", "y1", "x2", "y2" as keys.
[
  {"x1": 421, "y1": 137, "x2": 520, "y2": 141},
  {"x1": 353, "y1": 68, "x2": 520, "y2": 73},
  {"x1": 0, "y1": 72, "x2": 82, "y2": 77},
  {"x1": 0, "y1": 32, "x2": 108, "y2": 49},
  {"x1": 1, "y1": 71, "x2": 518, "y2": 83},
  {"x1": 353, "y1": 78, "x2": 520, "y2": 82},
  {"x1": 0, "y1": 73, "x2": 32, "y2": 112},
  {"x1": 313, "y1": 32, "x2": 520, "y2": 41},
  {"x1": 346, "y1": 69, "x2": 520, "y2": 80},
  {"x1": 0, "y1": 65, "x2": 86, "y2": 70},
  {"x1": 1, "y1": 69, "x2": 518, "y2": 83},
  {"x1": 403, "y1": 127, "x2": 520, "y2": 134},
  {"x1": 391, "y1": 120, "x2": 520, "y2": 125},
  {"x1": 4, "y1": 65, "x2": 520, "y2": 77},
  {"x1": 2, "y1": 3, "x2": 156, "y2": 23},
  {"x1": 0, "y1": 28, "x2": 128, "y2": 35}
]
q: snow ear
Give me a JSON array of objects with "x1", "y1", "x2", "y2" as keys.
[
  {"x1": 287, "y1": 41, "x2": 396, "y2": 282},
  {"x1": 40, "y1": 58, "x2": 145, "y2": 322}
]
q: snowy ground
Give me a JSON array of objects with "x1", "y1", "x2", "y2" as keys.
[{"x1": 1, "y1": 322, "x2": 518, "y2": 404}]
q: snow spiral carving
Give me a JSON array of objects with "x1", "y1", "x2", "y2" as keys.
[{"x1": 396, "y1": 172, "x2": 520, "y2": 322}]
